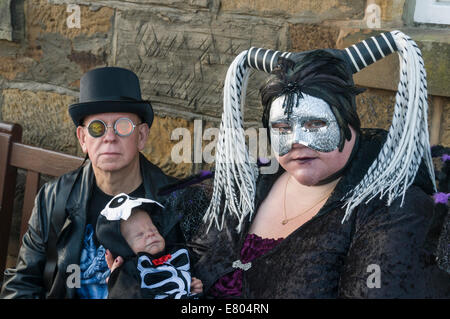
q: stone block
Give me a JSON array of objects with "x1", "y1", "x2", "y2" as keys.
[
  {"x1": 338, "y1": 29, "x2": 450, "y2": 98},
  {"x1": 438, "y1": 97, "x2": 450, "y2": 147},
  {"x1": 1, "y1": 88, "x2": 81, "y2": 155},
  {"x1": 67, "y1": 48, "x2": 107, "y2": 74},
  {"x1": 112, "y1": 8, "x2": 284, "y2": 123},
  {"x1": 374, "y1": 0, "x2": 405, "y2": 24},
  {"x1": 289, "y1": 24, "x2": 340, "y2": 51},
  {"x1": 0, "y1": 56, "x2": 33, "y2": 81},
  {"x1": 356, "y1": 87, "x2": 450, "y2": 147},
  {"x1": 10, "y1": 0, "x2": 114, "y2": 86},
  {"x1": 26, "y1": 0, "x2": 113, "y2": 41},
  {"x1": 0, "y1": 1, "x2": 112, "y2": 85},
  {"x1": 143, "y1": 115, "x2": 194, "y2": 178},
  {"x1": 356, "y1": 87, "x2": 396, "y2": 131},
  {"x1": 143, "y1": 115, "x2": 230, "y2": 178},
  {"x1": 0, "y1": 0, "x2": 13, "y2": 41},
  {"x1": 420, "y1": 41, "x2": 450, "y2": 99},
  {"x1": 221, "y1": 0, "x2": 365, "y2": 20}
]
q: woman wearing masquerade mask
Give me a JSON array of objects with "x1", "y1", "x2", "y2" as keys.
[{"x1": 192, "y1": 32, "x2": 450, "y2": 298}]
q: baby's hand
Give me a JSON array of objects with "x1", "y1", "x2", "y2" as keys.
[
  {"x1": 191, "y1": 277, "x2": 203, "y2": 294},
  {"x1": 105, "y1": 249, "x2": 123, "y2": 283}
]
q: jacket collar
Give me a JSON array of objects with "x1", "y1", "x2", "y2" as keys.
[
  {"x1": 64, "y1": 153, "x2": 176, "y2": 212},
  {"x1": 139, "y1": 153, "x2": 178, "y2": 200}
]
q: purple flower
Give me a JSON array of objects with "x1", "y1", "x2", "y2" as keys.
[
  {"x1": 257, "y1": 157, "x2": 271, "y2": 167},
  {"x1": 199, "y1": 170, "x2": 213, "y2": 178},
  {"x1": 433, "y1": 192, "x2": 450, "y2": 204},
  {"x1": 442, "y1": 154, "x2": 450, "y2": 162}
]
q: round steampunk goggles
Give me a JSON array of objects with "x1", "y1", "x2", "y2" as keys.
[{"x1": 86, "y1": 118, "x2": 139, "y2": 138}]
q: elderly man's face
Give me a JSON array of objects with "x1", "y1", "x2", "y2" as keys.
[{"x1": 76, "y1": 112, "x2": 149, "y2": 173}]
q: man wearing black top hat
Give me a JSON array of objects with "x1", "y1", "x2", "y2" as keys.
[{"x1": 0, "y1": 67, "x2": 184, "y2": 298}]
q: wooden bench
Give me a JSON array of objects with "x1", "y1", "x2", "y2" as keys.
[{"x1": 0, "y1": 121, "x2": 83, "y2": 280}]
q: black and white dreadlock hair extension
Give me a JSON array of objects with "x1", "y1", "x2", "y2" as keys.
[
  {"x1": 203, "y1": 30, "x2": 436, "y2": 232},
  {"x1": 341, "y1": 30, "x2": 436, "y2": 222},
  {"x1": 204, "y1": 50, "x2": 296, "y2": 232},
  {"x1": 203, "y1": 51, "x2": 256, "y2": 232}
]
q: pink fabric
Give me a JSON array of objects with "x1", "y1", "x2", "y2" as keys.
[{"x1": 210, "y1": 233, "x2": 283, "y2": 297}]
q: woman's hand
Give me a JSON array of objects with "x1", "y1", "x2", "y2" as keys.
[{"x1": 105, "y1": 249, "x2": 123, "y2": 283}]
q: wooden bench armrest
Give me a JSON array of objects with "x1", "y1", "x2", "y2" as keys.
[{"x1": 10, "y1": 143, "x2": 84, "y2": 177}]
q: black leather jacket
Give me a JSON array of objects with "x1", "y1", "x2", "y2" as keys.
[
  {"x1": 1, "y1": 154, "x2": 178, "y2": 299},
  {"x1": 192, "y1": 129, "x2": 450, "y2": 298}
]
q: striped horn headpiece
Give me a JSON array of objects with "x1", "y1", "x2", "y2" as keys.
[{"x1": 203, "y1": 30, "x2": 436, "y2": 232}]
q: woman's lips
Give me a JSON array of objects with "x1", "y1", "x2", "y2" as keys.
[{"x1": 292, "y1": 157, "x2": 317, "y2": 164}]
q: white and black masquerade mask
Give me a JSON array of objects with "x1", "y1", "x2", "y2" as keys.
[{"x1": 203, "y1": 30, "x2": 436, "y2": 232}]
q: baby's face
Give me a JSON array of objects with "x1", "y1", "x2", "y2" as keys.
[{"x1": 120, "y1": 210, "x2": 165, "y2": 255}]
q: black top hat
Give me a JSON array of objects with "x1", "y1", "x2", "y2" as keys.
[{"x1": 69, "y1": 67, "x2": 154, "y2": 128}]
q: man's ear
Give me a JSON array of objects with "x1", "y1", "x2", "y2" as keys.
[
  {"x1": 76, "y1": 126, "x2": 88, "y2": 154},
  {"x1": 137, "y1": 123, "x2": 150, "y2": 151}
]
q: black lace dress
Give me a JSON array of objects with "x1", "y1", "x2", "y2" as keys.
[{"x1": 191, "y1": 129, "x2": 450, "y2": 298}]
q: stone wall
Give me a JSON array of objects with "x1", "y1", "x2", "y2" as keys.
[
  {"x1": 0, "y1": 0, "x2": 449, "y2": 266},
  {"x1": 1, "y1": 0, "x2": 448, "y2": 178}
]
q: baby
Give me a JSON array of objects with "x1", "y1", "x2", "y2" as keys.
[{"x1": 96, "y1": 193, "x2": 203, "y2": 299}]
